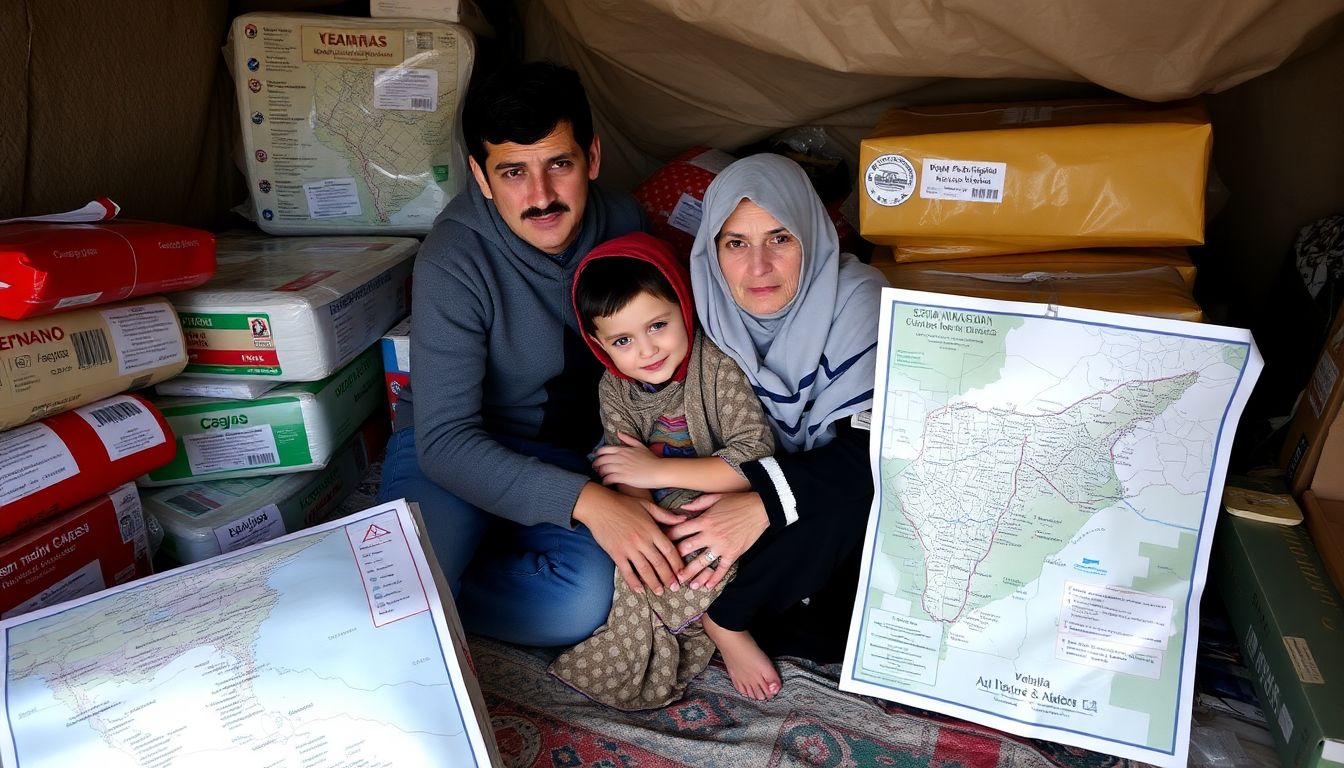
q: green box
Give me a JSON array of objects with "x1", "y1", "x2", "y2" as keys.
[{"x1": 1216, "y1": 512, "x2": 1344, "y2": 768}]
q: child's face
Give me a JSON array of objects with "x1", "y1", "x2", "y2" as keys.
[{"x1": 589, "y1": 290, "x2": 689, "y2": 386}]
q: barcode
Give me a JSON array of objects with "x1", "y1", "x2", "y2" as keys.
[
  {"x1": 246, "y1": 452, "x2": 277, "y2": 466},
  {"x1": 410, "y1": 97, "x2": 432, "y2": 110},
  {"x1": 971, "y1": 188, "x2": 1000, "y2": 201},
  {"x1": 72, "y1": 328, "x2": 112, "y2": 369},
  {"x1": 118, "y1": 513, "x2": 135, "y2": 542},
  {"x1": 87, "y1": 400, "x2": 144, "y2": 426},
  {"x1": 416, "y1": 32, "x2": 433, "y2": 50}
]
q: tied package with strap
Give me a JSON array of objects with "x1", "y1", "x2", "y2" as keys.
[
  {"x1": 0, "y1": 297, "x2": 188, "y2": 431},
  {"x1": 871, "y1": 246, "x2": 1198, "y2": 288},
  {"x1": 169, "y1": 234, "x2": 415, "y2": 381},
  {"x1": 859, "y1": 99, "x2": 1212, "y2": 260},
  {"x1": 229, "y1": 13, "x2": 476, "y2": 235},
  {"x1": 144, "y1": 413, "x2": 388, "y2": 564},
  {"x1": 140, "y1": 346, "x2": 383, "y2": 486},
  {"x1": 0, "y1": 394, "x2": 176, "y2": 536},
  {"x1": 0, "y1": 221, "x2": 215, "y2": 320},
  {"x1": 0, "y1": 482, "x2": 153, "y2": 620}
]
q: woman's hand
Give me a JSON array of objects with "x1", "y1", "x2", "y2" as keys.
[
  {"x1": 667, "y1": 491, "x2": 769, "y2": 590},
  {"x1": 592, "y1": 433, "x2": 665, "y2": 489}
]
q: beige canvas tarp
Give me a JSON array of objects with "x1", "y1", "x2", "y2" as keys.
[{"x1": 523, "y1": 0, "x2": 1344, "y2": 187}]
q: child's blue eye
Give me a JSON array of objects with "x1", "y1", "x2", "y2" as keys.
[
  {"x1": 612, "y1": 337, "x2": 631, "y2": 347},
  {"x1": 649, "y1": 321, "x2": 668, "y2": 332}
]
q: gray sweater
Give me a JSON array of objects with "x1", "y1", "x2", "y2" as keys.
[{"x1": 393, "y1": 181, "x2": 645, "y2": 528}]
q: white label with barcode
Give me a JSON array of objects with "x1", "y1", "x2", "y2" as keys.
[
  {"x1": 213, "y1": 503, "x2": 287, "y2": 554},
  {"x1": 373, "y1": 67, "x2": 438, "y2": 111},
  {"x1": 183, "y1": 425, "x2": 281, "y2": 476},
  {"x1": 303, "y1": 178, "x2": 363, "y2": 220},
  {"x1": 107, "y1": 481, "x2": 145, "y2": 545},
  {"x1": 0, "y1": 422, "x2": 78, "y2": 506},
  {"x1": 100, "y1": 303, "x2": 186, "y2": 375},
  {"x1": 76, "y1": 395, "x2": 167, "y2": 460},
  {"x1": 919, "y1": 158, "x2": 1007, "y2": 203}
]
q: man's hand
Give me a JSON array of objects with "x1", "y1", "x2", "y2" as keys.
[
  {"x1": 574, "y1": 482, "x2": 685, "y2": 594},
  {"x1": 592, "y1": 433, "x2": 665, "y2": 489}
]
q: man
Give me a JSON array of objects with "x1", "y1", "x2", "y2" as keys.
[{"x1": 377, "y1": 62, "x2": 684, "y2": 646}]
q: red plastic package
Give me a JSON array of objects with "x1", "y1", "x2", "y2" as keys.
[
  {"x1": 0, "y1": 220, "x2": 216, "y2": 320},
  {"x1": 0, "y1": 393, "x2": 176, "y2": 537},
  {"x1": 633, "y1": 147, "x2": 736, "y2": 259}
]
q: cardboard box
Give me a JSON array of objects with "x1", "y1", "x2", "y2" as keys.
[
  {"x1": 0, "y1": 482, "x2": 153, "y2": 619},
  {"x1": 380, "y1": 316, "x2": 410, "y2": 424},
  {"x1": 1302, "y1": 491, "x2": 1344, "y2": 604},
  {"x1": 1280, "y1": 309, "x2": 1344, "y2": 495},
  {"x1": 859, "y1": 99, "x2": 1211, "y2": 259},
  {"x1": 1216, "y1": 512, "x2": 1344, "y2": 768}
]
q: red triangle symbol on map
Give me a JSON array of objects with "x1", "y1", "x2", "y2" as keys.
[{"x1": 363, "y1": 524, "x2": 391, "y2": 541}]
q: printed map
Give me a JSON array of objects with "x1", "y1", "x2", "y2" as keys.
[
  {"x1": 842, "y1": 289, "x2": 1261, "y2": 768},
  {"x1": 0, "y1": 502, "x2": 495, "y2": 768}
]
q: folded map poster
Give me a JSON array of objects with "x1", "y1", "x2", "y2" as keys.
[
  {"x1": 841, "y1": 288, "x2": 1262, "y2": 767},
  {"x1": 0, "y1": 499, "x2": 501, "y2": 768}
]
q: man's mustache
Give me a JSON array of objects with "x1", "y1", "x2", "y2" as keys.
[{"x1": 522, "y1": 202, "x2": 570, "y2": 220}]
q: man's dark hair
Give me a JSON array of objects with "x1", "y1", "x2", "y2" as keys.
[
  {"x1": 575, "y1": 258, "x2": 680, "y2": 339},
  {"x1": 462, "y1": 61, "x2": 595, "y2": 167}
]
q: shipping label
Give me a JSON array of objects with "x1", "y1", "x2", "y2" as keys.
[
  {"x1": 75, "y1": 396, "x2": 167, "y2": 461},
  {"x1": 0, "y1": 423, "x2": 78, "y2": 506},
  {"x1": 303, "y1": 178, "x2": 363, "y2": 219},
  {"x1": 374, "y1": 67, "x2": 438, "y2": 111},
  {"x1": 213, "y1": 503, "x2": 287, "y2": 554},
  {"x1": 100, "y1": 302, "x2": 186, "y2": 375},
  {"x1": 182, "y1": 425, "x2": 283, "y2": 476},
  {"x1": 919, "y1": 158, "x2": 1007, "y2": 203}
]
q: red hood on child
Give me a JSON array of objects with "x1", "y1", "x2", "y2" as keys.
[{"x1": 572, "y1": 232, "x2": 696, "y2": 384}]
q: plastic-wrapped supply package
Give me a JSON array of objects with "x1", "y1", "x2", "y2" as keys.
[
  {"x1": 228, "y1": 13, "x2": 475, "y2": 235},
  {"x1": 168, "y1": 234, "x2": 415, "y2": 381},
  {"x1": 632, "y1": 147, "x2": 736, "y2": 259},
  {"x1": 858, "y1": 99, "x2": 1212, "y2": 260},
  {"x1": 144, "y1": 414, "x2": 388, "y2": 564},
  {"x1": 0, "y1": 482, "x2": 154, "y2": 619},
  {"x1": 0, "y1": 297, "x2": 187, "y2": 431},
  {"x1": 155, "y1": 378, "x2": 280, "y2": 400},
  {"x1": 880, "y1": 264, "x2": 1204, "y2": 321},
  {"x1": 0, "y1": 221, "x2": 216, "y2": 320},
  {"x1": 380, "y1": 316, "x2": 410, "y2": 423},
  {"x1": 871, "y1": 246, "x2": 1198, "y2": 288},
  {"x1": 0, "y1": 394, "x2": 176, "y2": 537},
  {"x1": 139, "y1": 346, "x2": 383, "y2": 487}
]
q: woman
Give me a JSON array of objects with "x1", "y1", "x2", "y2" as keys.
[{"x1": 671, "y1": 153, "x2": 887, "y2": 700}]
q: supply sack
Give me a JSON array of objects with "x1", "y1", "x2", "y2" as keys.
[
  {"x1": 0, "y1": 297, "x2": 188, "y2": 431},
  {"x1": 0, "y1": 221, "x2": 215, "y2": 320},
  {"x1": 858, "y1": 99, "x2": 1212, "y2": 259},
  {"x1": 0, "y1": 394, "x2": 176, "y2": 537},
  {"x1": 870, "y1": 246, "x2": 1198, "y2": 288},
  {"x1": 0, "y1": 482, "x2": 154, "y2": 620},
  {"x1": 140, "y1": 346, "x2": 383, "y2": 486},
  {"x1": 878, "y1": 264, "x2": 1204, "y2": 322},
  {"x1": 144, "y1": 413, "x2": 388, "y2": 564},
  {"x1": 228, "y1": 13, "x2": 476, "y2": 235},
  {"x1": 169, "y1": 234, "x2": 415, "y2": 381}
]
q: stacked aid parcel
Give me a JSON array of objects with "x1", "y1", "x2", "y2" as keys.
[{"x1": 0, "y1": 217, "x2": 216, "y2": 617}]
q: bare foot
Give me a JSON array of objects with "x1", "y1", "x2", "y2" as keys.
[{"x1": 703, "y1": 614, "x2": 781, "y2": 701}]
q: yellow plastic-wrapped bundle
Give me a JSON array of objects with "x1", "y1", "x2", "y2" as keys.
[
  {"x1": 871, "y1": 246, "x2": 1198, "y2": 288},
  {"x1": 858, "y1": 99, "x2": 1211, "y2": 261}
]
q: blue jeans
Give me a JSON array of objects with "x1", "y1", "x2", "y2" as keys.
[{"x1": 376, "y1": 428, "x2": 615, "y2": 647}]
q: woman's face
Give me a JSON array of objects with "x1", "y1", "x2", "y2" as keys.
[{"x1": 715, "y1": 199, "x2": 803, "y2": 315}]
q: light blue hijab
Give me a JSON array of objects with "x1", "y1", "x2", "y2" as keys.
[{"x1": 690, "y1": 154, "x2": 887, "y2": 452}]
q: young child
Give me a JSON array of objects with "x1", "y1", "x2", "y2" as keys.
[{"x1": 548, "y1": 231, "x2": 777, "y2": 709}]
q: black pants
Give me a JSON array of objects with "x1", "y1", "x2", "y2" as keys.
[{"x1": 706, "y1": 499, "x2": 869, "y2": 664}]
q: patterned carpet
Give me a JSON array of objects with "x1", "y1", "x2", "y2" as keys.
[{"x1": 471, "y1": 637, "x2": 1152, "y2": 768}]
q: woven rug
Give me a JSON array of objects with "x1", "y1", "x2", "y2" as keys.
[{"x1": 471, "y1": 637, "x2": 1152, "y2": 768}]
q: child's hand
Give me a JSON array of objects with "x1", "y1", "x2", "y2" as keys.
[{"x1": 593, "y1": 433, "x2": 665, "y2": 489}]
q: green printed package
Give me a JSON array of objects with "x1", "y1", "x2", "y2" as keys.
[
  {"x1": 140, "y1": 347, "x2": 383, "y2": 486},
  {"x1": 1216, "y1": 512, "x2": 1344, "y2": 768},
  {"x1": 143, "y1": 415, "x2": 386, "y2": 563}
]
